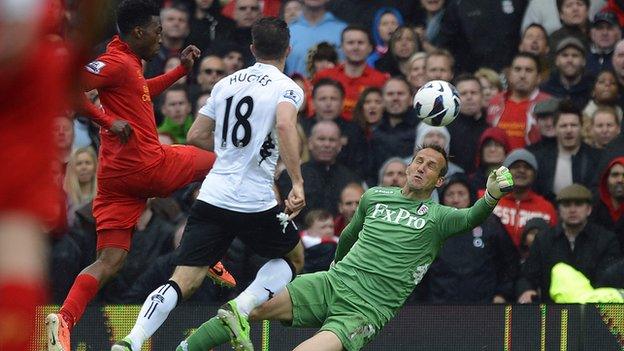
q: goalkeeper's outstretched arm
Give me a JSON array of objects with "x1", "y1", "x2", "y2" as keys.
[{"x1": 438, "y1": 166, "x2": 514, "y2": 240}]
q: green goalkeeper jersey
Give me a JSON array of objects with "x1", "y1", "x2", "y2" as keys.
[{"x1": 330, "y1": 186, "x2": 495, "y2": 321}]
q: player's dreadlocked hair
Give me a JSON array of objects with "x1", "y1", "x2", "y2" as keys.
[
  {"x1": 117, "y1": 0, "x2": 160, "y2": 36},
  {"x1": 252, "y1": 17, "x2": 290, "y2": 60},
  {"x1": 413, "y1": 143, "x2": 449, "y2": 177}
]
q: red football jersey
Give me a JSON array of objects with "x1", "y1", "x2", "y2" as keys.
[{"x1": 81, "y1": 35, "x2": 187, "y2": 179}]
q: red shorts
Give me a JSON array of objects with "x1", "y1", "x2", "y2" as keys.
[{"x1": 94, "y1": 145, "x2": 215, "y2": 251}]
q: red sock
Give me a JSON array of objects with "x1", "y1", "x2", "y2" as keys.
[
  {"x1": 59, "y1": 274, "x2": 99, "y2": 330},
  {"x1": 0, "y1": 281, "x2": 46, "y2": 351}
]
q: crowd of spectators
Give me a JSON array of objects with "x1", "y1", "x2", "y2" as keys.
[{"x1": 51, "y1": 0, "x2": 624, "y2": 305}]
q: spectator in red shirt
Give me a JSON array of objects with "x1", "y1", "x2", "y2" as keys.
[
  {"x1": 314, "y1": 24, "x2": 388, "y2": 121},
  {"x1": 492, "y1": 149, "x2": 558, "y2": 248},
  {"x1": 487, "y1": 52, "x2": 551, "y2": 150},
  {"x1": 45, "y1": 2, "x2": 232, "y2": 350}
]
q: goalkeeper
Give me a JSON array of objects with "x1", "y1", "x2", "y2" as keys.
[{"x1": 178, "y1": 144, "x2": 514, "y2": 351}]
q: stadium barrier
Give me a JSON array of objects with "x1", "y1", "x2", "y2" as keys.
[{"x1": 32, "y1": 304, "x2": 624, "y2": 350}]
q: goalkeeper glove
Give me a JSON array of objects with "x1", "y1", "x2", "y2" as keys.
[{"x1": 485, "y1": 166, "x2": 514, "y2": 206}]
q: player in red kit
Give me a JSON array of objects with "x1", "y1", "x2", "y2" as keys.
[{"x1": 45, "y1": 1, "x2": 234, "y2": 350}]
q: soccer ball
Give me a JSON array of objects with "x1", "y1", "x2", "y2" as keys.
[{"x1": 413, "y1": 80, "x2": 461, "y2": 126}]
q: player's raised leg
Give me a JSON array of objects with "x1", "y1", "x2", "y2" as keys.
[{"x1": 48, "y1": 227, "x2": 133, "y2": 351}]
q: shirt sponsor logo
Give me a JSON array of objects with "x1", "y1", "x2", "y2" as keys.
[
  {"x1": 371, "y1": 203, "x2": 426, "y2": 229},
  {"x1": 283, "y1": 89, "x2": 302, "y2": 104},
  {"x1": 85, "y1": 60, "x2": 105, "y2": 74}
]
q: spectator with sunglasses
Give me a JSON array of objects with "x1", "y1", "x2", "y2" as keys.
[{"x1": 190, "y1": 55, "x2": 225, "y2": 103}]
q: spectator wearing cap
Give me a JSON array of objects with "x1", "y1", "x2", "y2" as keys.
[
  {"x1": 517, "y1": 183, "x2": 621, "y2": 303},
  {"x1": 587, "y1": 10, "x2": 622, "y2": 76},
  {"x1": 548, "y1": 0, "x2": 591, "y2": 62},
  {"x1": 532, "y1": 100, "x2": 601, "y2": 202},
  {"x1": 487, "y1": 52, "x2": 551, "y2": 150},
  {"x1": 492, "y1": 149, "x2": 558, "y2": 248},
  {"x1": 541, "y1": 37, "x2": 594, "y2": 109},
  {"x1": 590, "y1": 156, "x2": 624, "y2": 250},
  {"x1": 447, "y1": 74, "x2": 489, "y2": 174},
  {"x1": 470, "y1": 127, "x2": 511, "y2": 195},
  {"x1": 426, "y1": 174, "x2": 520, "y2": 303},
  {"x1": 313, "y1": 25, "x2": 389, "y2": 121},
  {"x1": 529, "y1": 97, "x2": 560, "y2": 152}
]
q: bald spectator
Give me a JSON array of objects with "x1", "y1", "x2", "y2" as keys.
[
  {"x1": 487, "y1": 52, "x2": 551, "y2": 150},
  {"x1": 425, "y1": 49, "x2": 454, "y2": 82},
  {"x1": 145, "y1": 5, "x2": 190, "y2": 78},
  {"x1": 370, "y1": 77, "x2": 418, "y2": 184},
  {"x1": 186, "y1": 0, "x2": 236, "y2": 54},
  {"x1": 276, "y1": 120, "x2": 360, "y2": 224},
  {"x1": 190, "y1": 55, "x2": 225, "y2": 102},
  {"x1": 334, "y1": 182, "x2": 365, "y2": 235},
  {"x1": 541, "y1": 37, "x2": 594, "y2": 109},
  {"x1": 532, "y1": 100, "x2": 601, "y2": 202},
  {"x1": 286, "y1": 0, "x2": 347, "y2": 77},
  {"x1": 586, "y1": 10, "x2": 621, "y2": 76}
]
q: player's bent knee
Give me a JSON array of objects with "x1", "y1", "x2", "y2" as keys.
[{"x1": 171, "y1": 266, "x2": 208, "y2": 299}]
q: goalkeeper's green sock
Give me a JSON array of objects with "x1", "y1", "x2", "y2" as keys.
[{"x1": 177, "y1": 316, "x2": 230, "y2": 351}]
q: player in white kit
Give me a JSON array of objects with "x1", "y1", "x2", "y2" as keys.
[{"x1": 111, "y1": 17, "x2": 306, "y2": 351}]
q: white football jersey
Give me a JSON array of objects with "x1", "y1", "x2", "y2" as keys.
[{"x1": 197, "y1": 62, "x2": 304, "y2": 212}]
